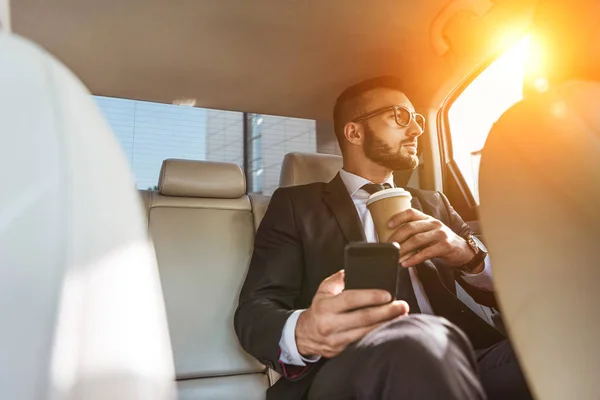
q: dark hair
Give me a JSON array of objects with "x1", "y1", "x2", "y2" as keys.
[{"x1": 333, "y1": 76, "x2": 405, "y2": 151}]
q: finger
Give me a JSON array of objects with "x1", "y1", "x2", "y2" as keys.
[
  {"x1": 387, "y1": 219, "x2": 440, "y2": 245},
  {"x1": 335, "y1": 300, "x2": 409, "y2": 332},
  {"x1": 329, "y1": 289, "x2": 392, "y2": 313},
  {"x1": 397, "y1": 230, "x2": 441, "y2": 259},
  {"x1": 399, "y1": 249, "x2": 419, "y2": 264},
  {"x1": 401, "y1": 242, "x2": 448, "y2": 267},
  {"x1": 317, "y1": 269, "x2": 345, "y2": 296},
  {"x1": 387, "y1": 208, "x2": 428, "y2": 230}
]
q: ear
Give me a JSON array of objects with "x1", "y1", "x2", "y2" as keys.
[{"x1": 343, "y1": 122, "x2": 364, "y2": 146}]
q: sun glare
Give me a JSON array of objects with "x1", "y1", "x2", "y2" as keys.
[{"x1": 448, "y1": 35, "x2": 531, "y2": 203}]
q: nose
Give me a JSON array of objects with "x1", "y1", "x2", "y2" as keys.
[{"x1": 406, "y1": 117, "x2": 423, "y2": 139}]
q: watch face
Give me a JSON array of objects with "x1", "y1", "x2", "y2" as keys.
[
  {"x1": 466, "y1": 237, "x2": 478, "y2": 253},
  {"x1": 469, "y1": 235, "x2": 487, "y2": 253}
]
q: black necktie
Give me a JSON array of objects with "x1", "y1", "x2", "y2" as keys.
[
  {"x1": 396, "y1": 266, "x2": 421, "y2": 314},
  {"x1": 361, "y1": 182, "x2": 392, "y2": 194},
  {"x1": 360, "y1": 183, "x2": 421, "y2": 313}
]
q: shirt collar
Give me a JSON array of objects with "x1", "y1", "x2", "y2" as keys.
[{"x1": 338, "y1": 169, "x2": 395, "y2": 198}]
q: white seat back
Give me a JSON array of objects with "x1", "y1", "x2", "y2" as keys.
[{"x1": 0, "y1": 32, "x2": 175, "y2": 399}]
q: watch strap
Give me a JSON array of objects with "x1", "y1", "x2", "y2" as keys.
[{"x1": 460, "y1": 235, "x2": 487, "y2": 273}]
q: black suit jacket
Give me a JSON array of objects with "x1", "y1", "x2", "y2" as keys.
[{"x1": 234, "y1": 174, "x2": 504, "y2": 400}]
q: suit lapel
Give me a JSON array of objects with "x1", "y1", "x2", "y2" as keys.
[
  {"x1": 409, "y1": 194, "x2": 423, "y2": 213},
  {"x1": 322, "y1": 173, "x2": 366, "y2": 243}
]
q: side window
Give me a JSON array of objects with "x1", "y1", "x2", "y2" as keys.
[
  {"x1": 95, "y1": 96, "x2": 316, "y2": 193},
  {"x1": 247, "y1": 115, "x2": 316, "y2": 196},
  {"x1": 95, "y1": 96, "x2": 244, "y2": 190},
  {"x1": 446, "y1": 36, "x2": 530, "y2": 203}
]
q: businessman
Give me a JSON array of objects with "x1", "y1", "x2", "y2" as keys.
[{"x1": 235, "y1": 76, "x2": 531, "y2": 400}]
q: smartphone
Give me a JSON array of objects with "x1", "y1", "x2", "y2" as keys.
[{"x1": 344, "y1": 242, "x2": 400, "y2": 299}]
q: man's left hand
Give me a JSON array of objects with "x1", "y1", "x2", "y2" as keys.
[{"x1": 386, "y1": 208, "x2": 475, "y2": 269}]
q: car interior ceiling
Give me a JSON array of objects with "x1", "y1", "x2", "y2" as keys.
[
  {"x1": 10, "y1": 0, "x2": 539, "y2": 199},
  {"x1": 11, "y1": 0, "x2": 536, "y2": 120}
]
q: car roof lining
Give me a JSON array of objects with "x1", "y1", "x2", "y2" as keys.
[{"x1": 11, "y1": 0, "x2": 535, "y2": 119}]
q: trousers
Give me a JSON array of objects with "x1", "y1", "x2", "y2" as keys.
[{"x1": 307, "y1": 315, "x2": 532, "y2": 400}]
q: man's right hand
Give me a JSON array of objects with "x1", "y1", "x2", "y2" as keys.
[{"x1": 295, "y1": 270, "x2": 409, "y2": 359}]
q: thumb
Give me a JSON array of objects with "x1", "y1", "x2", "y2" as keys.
[{"x1": 317, "y1": 269, "x2": 345, "y2": 296}]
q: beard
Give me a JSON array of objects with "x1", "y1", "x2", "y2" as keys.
[{"x1": 363, "y1": 125, "x2": 419, "y2": 171}]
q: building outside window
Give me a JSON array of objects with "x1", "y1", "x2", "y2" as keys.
[{"x1": 95, "y1": 96, "x2": 316, "y2": 195}]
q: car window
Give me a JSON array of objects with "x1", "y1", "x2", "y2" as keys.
[
  {"x1": 447, "y1": 36, "x2": 530, "y2": 203},
  {"x1": 246, "y1": 113, "x2": 316, "y2": 195},
  {"x1": 95, "y1": 96, "x2": 315, "y2": 194}
]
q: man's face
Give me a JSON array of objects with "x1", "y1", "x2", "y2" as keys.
[{"x1": 357, "y1": 88, "x2": 423, "y2": 171}]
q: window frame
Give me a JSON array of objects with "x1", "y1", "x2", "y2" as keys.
[{"x1": 436, "y1": 38, "x2": 525, "y2": 220}]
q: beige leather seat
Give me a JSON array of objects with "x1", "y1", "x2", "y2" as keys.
[
  {"x1": 137, "y1": 152, "x2": 429, "y2": 399},
  {"x1": 279, "y1": 151, "x2": 418, "y2": 188},
  {"x1": 279, "y1": 152, "x2": 343, "y2": 187},
  {"x1": 142, "y1": 159, "x2": 270, "y2": 399},
  {"x1": 479, "y1": 82, "x2": 600, "y2": 399},
  {"x1": 0, "y1": 24, "x2": 175, "y2": 400}
]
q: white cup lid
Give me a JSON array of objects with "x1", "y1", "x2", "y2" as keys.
[{"x1": 366, "y1": 187, "x2": 412, "y2": 206}]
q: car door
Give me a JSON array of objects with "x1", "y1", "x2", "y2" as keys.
[
  {"x1": 437, "y1": 36, "x2": 530, "y2": 235},
  {"x1": 435, "y1": 36, "x2": 531, "y2": 326}
]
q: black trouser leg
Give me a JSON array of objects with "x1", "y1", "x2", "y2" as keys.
[
  {"x1": 476, "y1": 339, "x2": 533, "y2": 400},
  {"x1": 307, "y1": 315, "x2": 486, "y2": 400}
]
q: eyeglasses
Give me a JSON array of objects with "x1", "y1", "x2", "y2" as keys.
[{"x1": 353, "y1": 105, "x2": 425, "y2": 131}]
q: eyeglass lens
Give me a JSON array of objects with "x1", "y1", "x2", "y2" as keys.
[{"x1": 395, "y1": 107, "x2": 425, "y2": 130}]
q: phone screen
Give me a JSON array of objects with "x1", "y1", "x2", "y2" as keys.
[{"x1": 344, "y1": 243, "x2": 399, "y2": 299}]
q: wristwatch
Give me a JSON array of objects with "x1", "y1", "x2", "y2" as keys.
[{"x1": 460, "y1": 234, "x2": 488, "y2": 273}]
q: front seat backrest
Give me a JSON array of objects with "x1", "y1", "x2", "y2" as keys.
[
  {"x1": 147, "y1": 159, "x2": 269, "y2": 399},
  {"x1": 478, "y1": 81, "x2": 600, "y2": 400},
  {"x1": 0, "y1": 32, "x2": 175, "y2": 399}
]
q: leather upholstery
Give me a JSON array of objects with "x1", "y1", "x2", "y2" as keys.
[
  {"x1": 159, "y1": 158, "x2": 246, "y2": 199},
  {"x1": 279, "y1": 152, "x2": 343, "y2": 187},
  {"x1": 177, "y1": 374, "x2": 269, "y2": 400},
  {"x1": 142, "y1": 160, "x2": 269, "y2": 399},
  {"x1": 0, "y1": 32, "x2": 175, "y2": 399},
  {"x1": 249, "y1": 194, "x2": 271, "y2": 232},
  {"x1": 479, "y1": 81, "x2": 600, "y2": 400},
  {"x1": 149, "y1": 193, "x2": 251, "y2": 211},
  {"x1": 279, "y1": 151, "x2": 416, "y2": 188}
]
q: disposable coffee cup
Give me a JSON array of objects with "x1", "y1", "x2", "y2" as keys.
[{"x1": 366, "y1": 188, "x2": 412, "y2": 242}]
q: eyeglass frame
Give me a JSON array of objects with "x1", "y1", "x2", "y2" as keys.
[{"x1": 352, "y1": 105, "x2": 425, "y2": 130}]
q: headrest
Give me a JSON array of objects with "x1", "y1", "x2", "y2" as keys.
[
  {"x1": 158, "y1": 159, "x2": 246, "y2": 198},
  {"x1": 280, "y1": 152, "x2": 343, "y2": 187}
]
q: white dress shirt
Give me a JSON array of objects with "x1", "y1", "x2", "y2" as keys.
[{"x1": 278, "y1": 169, "x2": 494, "y2": 366}]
